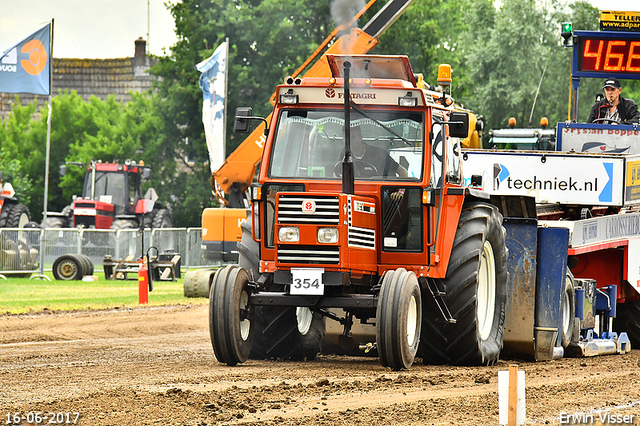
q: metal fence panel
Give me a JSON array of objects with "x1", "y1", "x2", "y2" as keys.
[
  {"x1": 0, "y1": 227, "x2": 217, "y2": 274},
  {"x1": 78, "y1": 229, "x2": 117, "y2": 268},
  {"x1": 0, "y1": 228, "x2": 40, "y2": 276}
]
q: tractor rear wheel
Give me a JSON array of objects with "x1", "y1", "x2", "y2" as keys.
[
  {"x1": 376, "y1": 268, "x2": 422, "y2": 370},
  {"x1": 614, "y1": 298, "x2": 640, "y2": 347},
  {"x1": 151, "y1": 209, "x2": 173, "y2": 228},
  {"x1": 209, "y1": 264, "x2": 254, "y2": 365},
  {"x1": 52, "y1": 254, "x2": 85, "y2": 280},
  {"x1": 0, "y1": 203, "x2": 30, "y2": 228},
  {"x1": 41, "y1": 217, "x2": 69, "y2": 228},
  {"x1": 561, "y1": 269, "x2": 576, "y2": 348},
  {"x1": 110, "y1": 219, "x2": 138, "y2": 230},
  {"x1": 419, "y1": 201, "x2": 508, "y2": 366}
]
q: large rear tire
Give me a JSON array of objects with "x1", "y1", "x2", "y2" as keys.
[
  {"x1": 151, "y1": 209, "x2": 173, "y2": 229},
  {"x1": 41, "y1": 217, "x2": 69, "y2": 228},
  {"x1": 561, "y1": 269, "x2": 576, "y2": 348},
  {"x1": 0, "y1": 203, "x2": 30, "y2": 228},
  {"x1": 614, "y1": 298, "x2": 640, "y2": 347},
  {"x1": 419, "y1": 201, "x2": 508, "y2": 366},
  {"x1": 209, "y1": 264, "x2": 254, "y2": 366},
  {"x1": 110, "y1": 219, "x2": 138, "y2": 230},
  {"x1": 376, "y1": 268, "x2": 422, "y2": 370}
]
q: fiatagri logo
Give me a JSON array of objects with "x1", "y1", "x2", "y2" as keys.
[
  {"x1": 324, "y1": 89, "x2": 376, "y2": 100},
  {"x1": 491, "y1": 162, "x2": 613, "y2": 202}
]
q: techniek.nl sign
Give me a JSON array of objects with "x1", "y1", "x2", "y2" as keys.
[{"x1": 462, "y1": 152, "x2": 624, "y2": 206}]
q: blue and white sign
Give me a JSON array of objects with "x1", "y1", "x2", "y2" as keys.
[
  {"x1": 196, "y1": 41, "x2": 228, "y2": 173},
  {"x1": 462, "y1": 151, "x2": 625, "y2": 206},
  {"x1": 0, "y1": 23, "x2": 51, "y2": 95}
]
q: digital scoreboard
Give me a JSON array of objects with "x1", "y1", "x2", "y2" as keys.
[{"x1": 573, "y1": 31, "x2": 640, "y2": 79}]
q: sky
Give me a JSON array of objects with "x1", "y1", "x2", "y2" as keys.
[
  {"x1": 0, "y1": 0, "x2": 178, "y2": 59},
  {"x1": 1, "y1": 0, "x2": 640, "y2": 60}
]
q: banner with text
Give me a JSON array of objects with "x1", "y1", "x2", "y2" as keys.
[{"x1": 0, "y1": 23, "x2": 51, "y2": 95}]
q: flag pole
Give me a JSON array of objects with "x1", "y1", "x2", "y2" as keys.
[
  {"x1": 33, "y1": 19, "x2": 54, "y2": 281},
  {"x1": 223, "y1": 38, "x2": 229, "y2": 161}
]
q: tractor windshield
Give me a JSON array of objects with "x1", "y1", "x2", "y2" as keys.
[
  {"x1": 269, "y1": 109, "x2": 424, "y2": 181},
  {"x1": 83, "y1": 171, "x2": 126, "y2": 207}
]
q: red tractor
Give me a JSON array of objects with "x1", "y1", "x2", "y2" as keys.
[
  {"x1": 0, "y1": 171, "x2": 31, "y2": 229},
  {"x1": 42, "y1": 160, "x2": 172, "y2": 230}
]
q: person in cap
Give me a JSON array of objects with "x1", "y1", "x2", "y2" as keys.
[{"x1": 587, "y1": 78, "x2": 640, "y2": 124}]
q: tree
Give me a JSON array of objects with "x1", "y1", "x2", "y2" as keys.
[{"x1": 150, "y1": 0, "x2": 336, "y2": 225}]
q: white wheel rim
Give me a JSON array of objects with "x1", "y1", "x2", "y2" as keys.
[
  {"x1": 239, "y1": 290, "x2": 250, "y2": 340},
  {"x1": 296, "y1": 307, "x2": 313, "y2": 335},
  {"x1": 18, "y1": 213, "x2": 29, "y2": 228},
  {"x1": 562, "y1": 282, "x2": 572, "y2": 337},
  {"x1": 478, "y1": 240, "x2": 496, "y2": 341},
  {"x1": 406, "y1": 293, "x2": 418, "y2": 347}
]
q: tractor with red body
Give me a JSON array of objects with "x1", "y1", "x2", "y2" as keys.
[{"x1": 42, "y1": 160, "x2": 172, "y2": 230}]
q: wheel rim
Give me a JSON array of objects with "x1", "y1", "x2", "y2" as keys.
[
  {"x1": 18, "y1": 213, "x2": 29, "y2": 228},
  {"x1": 477, "y1": 240, "x2": 496, "y2": 341},
  {"x1": 562, "y1": 284, "x2": 572, "y2": 337},
  {"x1": 59, "y1": 260, "x2": 77, "y2": 279},
  {"x1": 239, "y1": 289, "x2": 250, "y2": 341},
  {"x1": 406, "y1": 293, "x2": 418, "y2": 347},
  {"x1": 296, "y1": 307, "x2": 313, "y2": 335}
]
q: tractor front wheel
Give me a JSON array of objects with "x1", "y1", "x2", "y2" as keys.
[
  {"x1": 209, "y1": 264, "x2": 254, "y2": 366},
  {"x1": 376, "y1": 268, "x2": 422, "y2": 370}
]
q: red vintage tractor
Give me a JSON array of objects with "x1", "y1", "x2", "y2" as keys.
[{"x1": 41, "y1": 160, "x2": 172, "y2": 230}]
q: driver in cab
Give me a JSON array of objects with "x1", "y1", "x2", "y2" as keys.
[
  {"x1": 587, "y1": 77, "x2": 640, "y2": 125},
  {"x1": 349, "y1": 126, "x2": 408, "y2": 178}
]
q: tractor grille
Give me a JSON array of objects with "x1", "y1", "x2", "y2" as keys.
[
  {"x1": 277, "y1": 245, "x2": 340, "y2": 265},
  {"x1": 348, "y1": 227, "x2": 375, "y2": 249},
  {"x1": 277, "y1": 195, "x2": 340, "y2": 224}
]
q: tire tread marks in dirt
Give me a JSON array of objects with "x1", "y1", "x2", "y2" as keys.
[{"x1": 419, "y1": 202, "x2": 508, "y2": 366}]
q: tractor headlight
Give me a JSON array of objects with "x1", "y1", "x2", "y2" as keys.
[
  {"x1": 317, "y1": 227, "x2": 338, "y2": 244},
  {"x1": 279, "y1": 226, "x2": 299, "y2": 243}
]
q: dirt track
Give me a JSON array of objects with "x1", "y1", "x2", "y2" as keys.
[{"x1": 1, "y1": 304, "x2": 639, "y2": 425}]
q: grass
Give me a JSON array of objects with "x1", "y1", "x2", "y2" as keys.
[{"x1": 0, "y1": 271, "x2": 209, "y2": 314}]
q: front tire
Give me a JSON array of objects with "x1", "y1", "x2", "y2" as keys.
[
  {"x1": 237, "y1": 218, "x2": 325, "y2": 360},
  {"x1": 209, "y1": 264, "x2": 254, "y2": 366},
  {"x1": 419, "y1": 202, "x2": 508, "y2": 366},
  {"x1": 376, "y1": 268, "x2": 422, "y2": 370}
]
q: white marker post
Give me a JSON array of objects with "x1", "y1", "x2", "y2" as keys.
[{"x1": 499, "y1": 364, "x2": 526, "y2": 425}]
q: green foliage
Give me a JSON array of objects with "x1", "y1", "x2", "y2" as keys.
[{"x1": 0, "y1": 91, "x2": 170, "y2": 223}]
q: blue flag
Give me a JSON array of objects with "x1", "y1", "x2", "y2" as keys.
[
  {"x1": 196, "y1": 41, "x2": 228, "y2": 173},
  {"x1": 0, "y1": 23, "x2": 52, "y2": 95}
]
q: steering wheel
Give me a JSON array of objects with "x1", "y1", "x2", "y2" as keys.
[
  {"x1": 334, "y1": 160, "x2": 379, "y2": 178},
  {"x1": 592, "y1": 118, "x2": 621, "y2": 124}
]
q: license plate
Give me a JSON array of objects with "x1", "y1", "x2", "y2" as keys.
[{"x1": 290, "y1": 268, "x2": 324, "y2": 295}]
